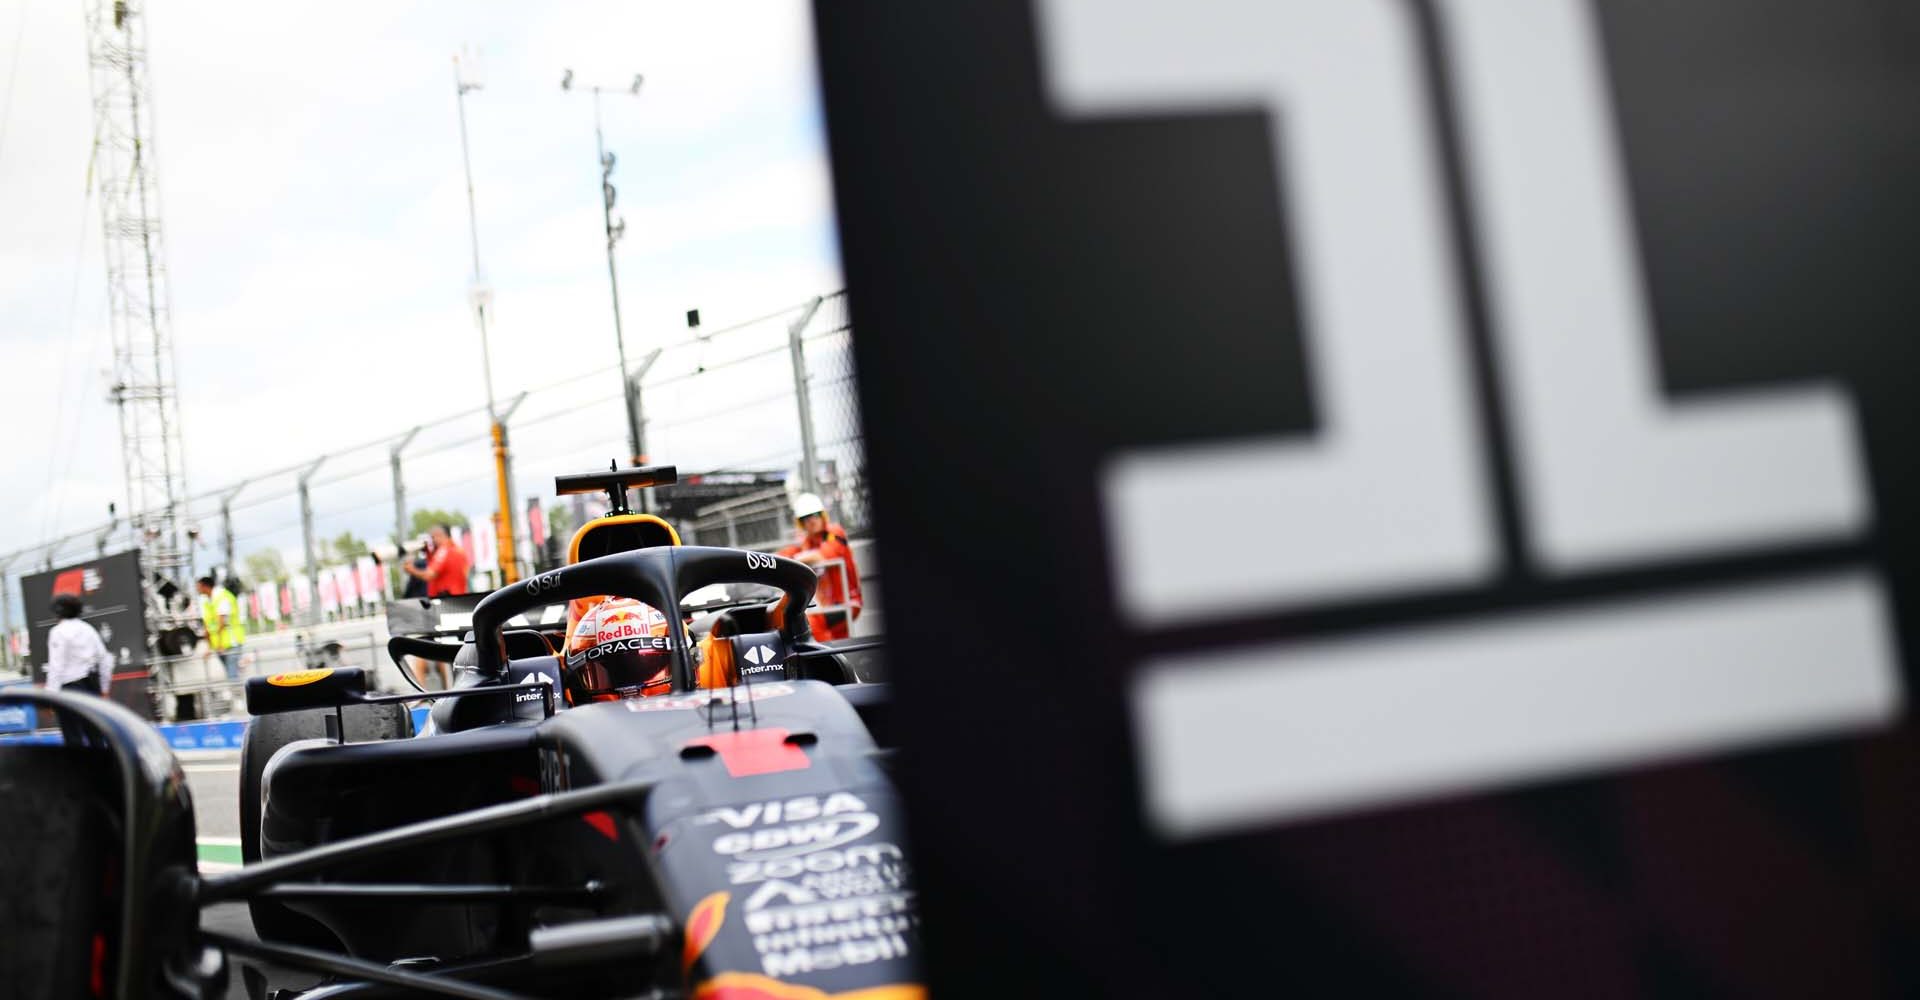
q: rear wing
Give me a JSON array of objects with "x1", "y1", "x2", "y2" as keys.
[{"x1": 555, "y1": 463, "x2": 678, "y2": 515}]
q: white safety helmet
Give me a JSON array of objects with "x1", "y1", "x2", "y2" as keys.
[{"x1": 792, "y1": 492, "x2": 827, "y2": 520}]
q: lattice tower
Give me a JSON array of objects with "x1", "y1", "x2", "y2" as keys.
[{"x1": 85, "y1": 0, "x2": 191, "y2": 580}]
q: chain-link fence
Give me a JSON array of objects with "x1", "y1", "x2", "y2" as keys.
[
  {"x1": 638, "y1": 290, "x2": 866, "y2": 535},
  {"x1": 797, "y1": 293, "x2": 873, "y2": 535},
  {"x1": 681, "y1": 487, "x2": 797, "y2": 550},
  {"x1": 0, "y1": 288, "x2": 869, "y2": 668}
]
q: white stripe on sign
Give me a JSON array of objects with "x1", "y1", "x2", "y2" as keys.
[{"x1": 1132, "y1": 571, "x2": 1901, "y2": 838}]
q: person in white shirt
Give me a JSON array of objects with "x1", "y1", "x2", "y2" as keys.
[{"x1": 44, "y1": 593, "x2": 113, "y2": 744}]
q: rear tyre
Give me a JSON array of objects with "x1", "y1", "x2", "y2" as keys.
[
  {"x1": 0, "y1": 746, "x2": 120, "y2": 999},
  {"x1": 239, "y1": 704, "x2": 415, "y2": 949}
]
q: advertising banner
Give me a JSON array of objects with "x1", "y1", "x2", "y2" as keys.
[{"x1": 20, "y1": 549, "x2": 153, "y2": 719}]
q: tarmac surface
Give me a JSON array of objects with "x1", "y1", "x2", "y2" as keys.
[{"x1": 185, "y1": 751, "x2": 312, "y2": 998}]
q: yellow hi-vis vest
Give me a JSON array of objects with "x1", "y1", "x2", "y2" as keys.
[{"x1": 202, "y1": 587, "x2": 247, "y2": 651}]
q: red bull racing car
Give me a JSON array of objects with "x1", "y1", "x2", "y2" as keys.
[{"x1": 0, "y1": 466, "x2": 918, "y2": 1000}]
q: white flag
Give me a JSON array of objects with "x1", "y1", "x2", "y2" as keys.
[
  {"x1": 356, "y1": 557, "x2": 382, "y2": 600},
  {"x1": 468, "y1": 516, "x2": 497, "y2": 573},
  {"x1": 334, "y1": 564, "x2": 359, "y2": 607}
]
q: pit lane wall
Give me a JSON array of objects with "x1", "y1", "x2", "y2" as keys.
[{"x1": 0, "y1": 701, "x2": 435, "y2": 748}]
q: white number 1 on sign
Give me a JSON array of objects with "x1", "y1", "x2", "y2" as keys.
[{"x1": 1036, "y1": 0, "x2": 1898, "y2": 836}]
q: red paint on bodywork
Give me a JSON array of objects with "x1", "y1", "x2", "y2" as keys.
[
  {"x1": 582, "y1": 810, "x2": 618, "y2": 840},
  {"x1": 682, "y1": 728, "x2": 811, "y2": 778}
]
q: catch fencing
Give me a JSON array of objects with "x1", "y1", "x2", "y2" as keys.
[{"x1": 0, "y1": 289, "x2": 868, "y2": 670}]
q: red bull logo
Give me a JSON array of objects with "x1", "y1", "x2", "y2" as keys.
[
  {"x1": 570, "y1": 599, "x2": 667, "y2": 652},
  {"x1": 595, "y1": 615, "x2": 656, "y2": 644}
]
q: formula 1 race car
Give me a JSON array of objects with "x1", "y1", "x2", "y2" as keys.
[{"x1": 0, "y1": 467, "x2": 919, "y2": 1000}]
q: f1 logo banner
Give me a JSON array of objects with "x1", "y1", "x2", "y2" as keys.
[
  {"x1": 816, "y1": 0, "x2": 1920, "y2": 994},
  {"x1": 20, "y1": 549, "x2": 153, "y2": 719},
  {"x1": 1041, "y1": 0, "x2": 1896, "y2": 835}
]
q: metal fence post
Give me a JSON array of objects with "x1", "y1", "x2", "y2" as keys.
[
  {"x1": 620, "y1": 378, "x2": 643, "y2": 470},
  {"x1": 390, "y1": 426, "x2": 422, "y2": 548},
  {"x1": 297, "y1": 458, "x2": 326, "y2": 625},
  {"x1": 219, "y1": 482, "x2": 247, "y2": 577},
  {"x1": 628, "y1": 348, "x2": 663, "y2": 512},
  {"x1": 788, "y1": 296, "x2": 825, "y2": 495}
]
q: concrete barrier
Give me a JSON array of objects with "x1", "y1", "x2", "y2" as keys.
[{"x1": 0, "y1": 706, "x2": 433, "y2": 749}]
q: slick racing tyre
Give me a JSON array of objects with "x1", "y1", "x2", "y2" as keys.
[
  {"x1": 240, "y1": 703, "x2": 414, "y2": 950},
  {"x1": 0, "y1": 746, "x2": 120, "y2": 999}
]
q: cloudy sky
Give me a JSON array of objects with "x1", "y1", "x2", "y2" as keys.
[{"x1": 0, "y1": 0, "x2": 845, "y2": 604}]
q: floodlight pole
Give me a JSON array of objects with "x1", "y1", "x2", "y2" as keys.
[
  {"x1": 455, "y1": 58, "x2": 496, "y2": 418},
  {"x1": 564, "y1": 73, "x2": 646, "y2": 496},
  {"x1": 455, "y1": 54, "x2": 521, "y2": 584},
  {"x1": 597, "y1": 89, "x2": 643, "y2": 475}
]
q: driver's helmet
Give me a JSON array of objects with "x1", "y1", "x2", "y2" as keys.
[{"x1": 563, "y1": 597, "x2": 673, "y2": 703}]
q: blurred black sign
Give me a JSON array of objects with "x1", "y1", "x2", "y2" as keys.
[
  {"x1": 652, "y1": 471, "x2": 790, "y2": 522},
  {"x1": 21, "y1": 549, "x2": 152, "y2": 719},
  {"x1": 386, "y1": 591, "x2": 568, "y2": 641},
  {"x1": 818, "y1": 0, "x2": 1920, "y2": 994}
]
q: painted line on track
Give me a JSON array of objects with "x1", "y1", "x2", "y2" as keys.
[{"x1": 198, "y1": 838, "x2": 244, "y2": 874}]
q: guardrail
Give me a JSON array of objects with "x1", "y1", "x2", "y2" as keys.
[
  {"x1": 152, "y1": 628, "x2": 385, "y2": 722},
  {"x1": 0, "y1": 705, "x2": 435, "y2": 750}
]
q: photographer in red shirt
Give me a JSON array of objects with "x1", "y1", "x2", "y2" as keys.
[{"x1": 403, "y1": 524, "x2": 471, "y2": 597}]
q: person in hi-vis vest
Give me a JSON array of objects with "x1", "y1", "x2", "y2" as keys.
[{"x1": 198, "y1": 575, "x2": 248, "y2": 681}]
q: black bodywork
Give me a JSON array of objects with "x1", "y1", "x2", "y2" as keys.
[
  {"x1": 0, "y1": 686, "x2": 205, "y2": 998},
  {"x1": 2, "y1": 546, "x2": 919, "y2": 1000}
]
